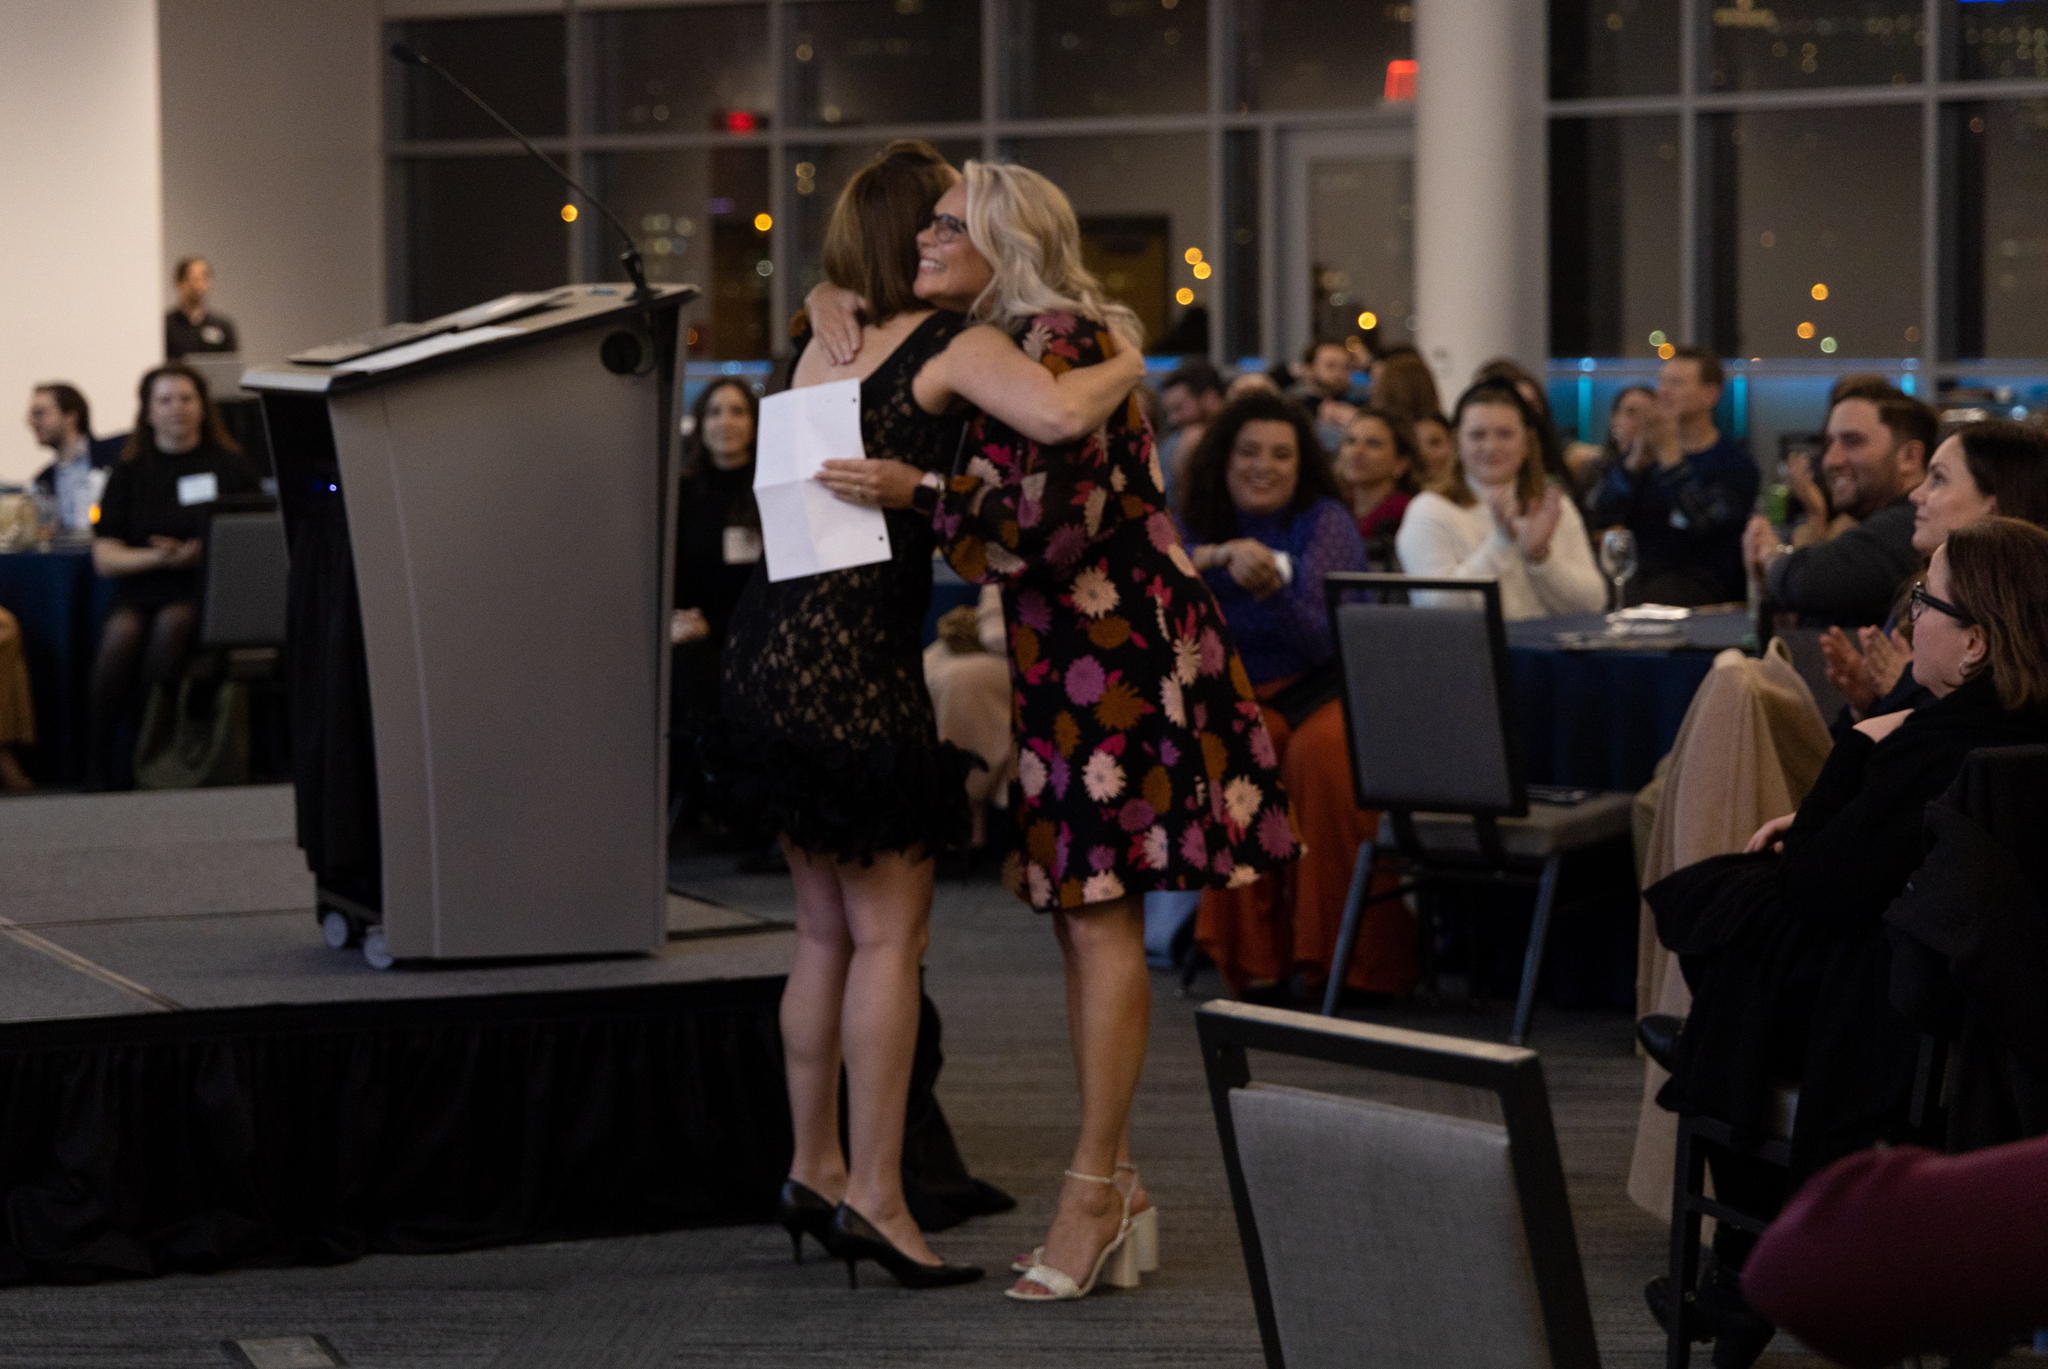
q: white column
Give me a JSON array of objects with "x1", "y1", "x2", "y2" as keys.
[{"x1": 1413, "y1": 0, "x2": 1549, "y2": 400}]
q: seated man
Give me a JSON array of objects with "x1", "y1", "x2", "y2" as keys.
[
  {"x1": 1589, "y1": 346, "x2": 1758, "y2": 605},
  {"x1": 1154, "y1": 361, "x2": 1225, "y2": 507},
  {"x1": 26, "y1": 383, "x2": 119, "y2": 533},
  {"x1": 1743, "y1": 386, "x2": 1935, "y2": 627}
]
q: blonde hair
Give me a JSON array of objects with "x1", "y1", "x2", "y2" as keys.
[{"x1": 959, "y1": 160, "x2": 1143, "y2": 354}]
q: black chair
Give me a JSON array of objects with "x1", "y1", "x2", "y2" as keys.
[
  {"x1": 195, "y1": 506, "x2": 290, "y2": 777},
  {"x1": 1318, "y1": 573, "x2": 1634, "y2": 1045},
  {"x1": 1197, "y1": 1000, "x2": 1600, "y2": 1369}
]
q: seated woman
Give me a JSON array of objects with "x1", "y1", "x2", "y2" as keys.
[
  {"x1": 1647, "y1": 517, "x2": 2048, "y2": 1367},
  {"x1": 1395, "y1": 379, "x2": 1606, "y2": 620},
  {"x1": 0, "y1": 607, "x2": 33, "y2": 793},
  {"x1": 1334, "y1": 406, "x2": 1419, "y2": 568},
  {"x1": 88, "y1": 362, "x2": 258, "y2": 790},
  {"x1": 1178, "y1": 391, "x2": 1419, "y2": 1002},
  {"x1": 922, "y1": 583, "x2": 1013, "y2": 863}
]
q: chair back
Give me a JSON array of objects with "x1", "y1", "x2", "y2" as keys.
[
  {"x1": 1323, "y1": 572, "x2": 1525, "y2": 817},
  {"x1": 1198, "y1": 1002, "x2": 1599, "y2": 1369},
  {"x1": 199, "y1": 509, "x2": 289, "y2": 650}
]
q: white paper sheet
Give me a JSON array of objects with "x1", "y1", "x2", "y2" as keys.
[{"x1": 754, "y1": 378, "x2": 890, "y2": 582}]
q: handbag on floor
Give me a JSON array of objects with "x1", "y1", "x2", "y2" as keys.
[{"x1": 133, "y1": 678, "x2": 251, "y2": 790}]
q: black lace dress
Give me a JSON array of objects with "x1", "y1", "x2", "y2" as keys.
[{"x1": 717, "y1": 312, "x2": 976, "y2": 861}]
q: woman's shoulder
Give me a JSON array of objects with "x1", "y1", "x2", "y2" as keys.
[
  {"x1": 1016, "y1": 311, "x2": 1111, "y2": 366},
  {"x1": 1401, "y1": 489, "x2": 1463, "y2": 523}
]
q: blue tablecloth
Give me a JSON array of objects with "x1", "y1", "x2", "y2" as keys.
[
  {"x1": 0, "y1": 545, "x2": 110, "y2": 784},
  {"x1": 1507, "y1": 610, "x2": 1754, "y2": 792}
]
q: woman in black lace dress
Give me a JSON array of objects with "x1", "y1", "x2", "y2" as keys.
[{"x1": 720, "y1": 141, "x2": 1144, "y2": 1287}]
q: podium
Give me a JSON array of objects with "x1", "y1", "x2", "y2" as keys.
[{"x1": 243, "y1": 284, "x2": 696, "y2": 966}]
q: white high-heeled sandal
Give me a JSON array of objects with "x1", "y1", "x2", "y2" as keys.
[
  {"x1": 1012, "y1": 1162, "x2": 1160, "y2": 1276},
  {"x1": 1004, "y1": 1170, "x2": 1138, "y2": 1302}
]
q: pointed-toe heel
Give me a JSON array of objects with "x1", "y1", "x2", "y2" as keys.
[
  {"x1": 775, "y1": 1179, "x2": 838, "y2": 1265},
  {"x1": 829, "y1": 1204, "x2": 983, "y2": 1290}
]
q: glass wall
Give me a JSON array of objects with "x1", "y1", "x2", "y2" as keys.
[{"x1": 385, "y1": 0, "x2": 1415, "y2": 362}]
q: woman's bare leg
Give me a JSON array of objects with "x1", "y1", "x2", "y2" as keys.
[
  {"x1": 836, "y1": 849, "x2": 942, "y2": 1263},
  {"x1": 781, "y1": 841, "x2": 853, "y2": 1200},
  {"x1": 1018, "y1": 895, "x2": 1150, "y2": 1292}
]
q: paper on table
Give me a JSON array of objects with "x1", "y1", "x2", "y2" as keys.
[{"x1": 754, "y1": 378, "x2": 890, "y2": 583}]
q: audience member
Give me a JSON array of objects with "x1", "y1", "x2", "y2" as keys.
[
  {"x1": 1743, "y1": 386, "x2": 1935, "y2": 627},
  {"x1": 26, "y1": 383, "x2": 119, "y2": 533},
  {"x1": 163, "y1": 256, "x2": 238, "y2": 358},
  {"x1": 1226, "y1": 369, "x2": 1279, "y2": 401},
  {"x1": 923, "y1": 584, "x2": 1013, "y2": 863},
  {"x1": 1589, "y1": 349, "x2": 1758, "y2": 606},
  {"x1": 1473, "y1": 356, "x2": 1573, "y2": 484},
  {"x1": 1155, "y1": 361, "x2": 1226, "y2": 505},
  {"x1": 1645, "y1": 517, "x2": 2048, "y2": 1368},
  {"x1": 670, "y1": 378, "x2": 761, "y2": 841},
  {"x1": 1820, "y1": 419, "x2": 2048, "y2": 720},
  {"x1": 1366, "y1": 345, "x2": 1443, "y2": 428},
  {"x1": 1744, "y1": 1134, "x2": 2048, "y2": 1369},
  {"x1": 1178, "y1": 391, "x2": 1418, "y2": 1004},
  {"x1": 87, "y1": 363, "x2": 259, "y2": 789},
  {"x1": 0, "y1": 607, "x2": 33, "y2": 793},
  {"x1": 1289, "y1": 339, "x2": 1359, "y2": 452},
  {"x1": 1411, "y1": 410, "x2": 1456, "y2": 488},
  {"x1": 1397, "y1": 379, "x2": 1606, "y2": 619},
  {"x1": 1568, "y1": 383, "x2": 1652, "y2": 503},
  {"x1": 1333, "y1": 406, "x2": 1418, "y2": 566}
]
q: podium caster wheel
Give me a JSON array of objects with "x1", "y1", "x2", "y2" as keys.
[
  {"x1": 362, "y1": 928, "x2": 394, "y2": 971},
  {"x1": 320, "y1": 909, "x2": 359, "y2": 950}
]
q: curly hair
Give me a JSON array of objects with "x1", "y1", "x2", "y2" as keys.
[{"x1": 1178, "y1": 390, "x2": 1342, "y2": 542}]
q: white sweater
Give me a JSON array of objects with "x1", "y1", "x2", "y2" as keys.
[{"x1": 1394, "y1": 489, "x2": 1608, "y2": 621}]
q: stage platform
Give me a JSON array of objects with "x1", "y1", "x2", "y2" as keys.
[{"x1": 0, "y1": 786, "x2": 801, "y2": 1286}]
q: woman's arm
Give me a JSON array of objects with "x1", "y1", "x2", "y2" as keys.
[
  {"x1": 917, "y1": 324, "x2": 1144, "y2": 446},
  {"x1": 1263, "y1": 501, "x2": 1366, "y2": 662},
  {"x1": 93, "y1": 537, "x2": 195, "y2": 577},
  {"x1": 1522, "y1": 496, "x2": 1609, "y2": 614}
]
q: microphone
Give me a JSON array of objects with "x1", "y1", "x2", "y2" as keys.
[{"x1": 389, "y1": 42, "x2": 651, "y2": 303}]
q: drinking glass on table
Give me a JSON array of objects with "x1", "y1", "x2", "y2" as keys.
[{"x1": 1599, "y1": 527, "x2": 1637, "y2": 623}]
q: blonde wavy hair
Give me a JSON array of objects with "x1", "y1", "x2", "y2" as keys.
[{"x1": 958, "y1": 160, "x2": 1144, "y2": 355}]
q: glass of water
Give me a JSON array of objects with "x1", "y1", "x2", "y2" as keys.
[{"x1": 1599, "y1": 527, "x2": 1637, "y2": 624}]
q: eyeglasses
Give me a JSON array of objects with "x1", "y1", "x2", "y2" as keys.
[
  {"x1": 1909, "y1": 582, "x2": 1972, "y2": 625},
  {"x1": 922, "y1": 211, "x2": 968, "y2": 244}
]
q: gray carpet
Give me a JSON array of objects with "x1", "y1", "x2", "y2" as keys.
[{"x1": 0, "y1": 794, "x2": 1883, "y2": 1367}]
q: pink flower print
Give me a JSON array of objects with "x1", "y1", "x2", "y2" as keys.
[
  {"x1": 1071, "y1": 566, "x2": 1119, "y2": 618},
  {"x1": 1142, "y1": 825, "x2": 1169, "y2": 871},
  {"x1": 1160, "y1": 677, "x2": 1187, "y2": 727},
  {"x1": 1065, "y1": 655, "x2": 1107, "y2": 706},
  {"x1": 1046, "y1": 525, "x2": 1088, "y2": 569},
  {"x1": 1027, "y1": 865, "x2": 1053, "y2": 907},
  {"x1": 1199, "y1": 627, "x2": 1226, "y2": 677},
  {"x1": 1248, "y1": 724, "x2": 1277, "y2": 771},
  {"x1": 1089, "y1": 844, "x2": 1117, "y2": 872},
  {"x1": 1226, "y1": 862, "x2": 1262, "y2": 889},
  {"x1": 1146, "y1": 512, "x2": 1179, "y2": 553},
  {"x1": 1049, "y1": 755, "x2": 1072, "y2": 800},
  {"x1": 1054, "y1": 825, "x2": 1072, "y2": 879},
  {"x1": 1015, "y1": 590, "x2": 1054, "y2": 631},
  {"x1": 1258, "y1": 808, "x2": 1297, "y2": 859},
  {"x1": 1118, "y1": 798, "x2": 1156, "y2": 833},
  {"x1": 1018, "y1": 750, "x2": 1048, "y2": 800},
  {"x1": 1178, "y1": 824, "x2": 1207, "y2": 868},
  {"x1": 1157, "y1": 738, "x2": 1180, "y2": 768},
  {"x1": 1082, "y1": 749, "x2": 1126, "y2": 803},
  {"x1": 1082, "y1": 870, "x2": 1126, "y2": 904},
  {"x1": 1223, "y1": 776, "x2": 1264, "y2": 830},
  {"x1": 1171, "y1": 635, "x2": 1201, "y2": 686},
  {"x1": 1022, "y1": 322, "x2": 1053, "y2": 361},
  {"x1": 1212, "y1": 849, "x2": 1235, "y2": 876}
]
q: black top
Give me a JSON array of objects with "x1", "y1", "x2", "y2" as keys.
[
  {"x1": 165, "y1": 309, "x2": 239, "y2": 357},
  {"x1": 1588, "y1": 433, "x2": 1759, "y2": 605},
  {"x1": 96, "y1": 442, "x2": 260, "y2": 609},
  {"x1": 673, "y1": 459, "x2": 759, "y2": 640},
  {"x1": 1767, "y1": 497, "x2": 1920, "y2": 627},
  {"x1": 716, "y1": 312, "x2": 973, "y2": 861}
]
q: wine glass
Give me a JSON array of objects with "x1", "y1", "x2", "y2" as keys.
[{"x1": 1599, "y1": 528, "x2": 1637, "y2": 624}]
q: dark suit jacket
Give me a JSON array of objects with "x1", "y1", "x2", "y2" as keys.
[{"x1": 30, "y1": 435, "x2": 125, "y2": 495}]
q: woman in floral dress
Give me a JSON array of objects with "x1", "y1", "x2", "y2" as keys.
[{"x1": 817, "y1": 160, "x2": 1297, "y2": 1302}]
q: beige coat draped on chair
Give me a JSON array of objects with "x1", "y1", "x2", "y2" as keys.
[{"x1": 1625, "y1": 638, "x2": 1835, "y2": 1216}]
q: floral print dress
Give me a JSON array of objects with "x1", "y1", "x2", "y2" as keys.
[{"x1": 933, "y1": 312, "x2": 1300, "y2": 912}]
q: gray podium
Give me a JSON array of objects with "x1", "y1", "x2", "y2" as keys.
[{"x1": 244, "y1": 284, "x2": 696, "y2": 967}]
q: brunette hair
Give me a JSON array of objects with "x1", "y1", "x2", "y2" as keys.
[
  {"x1": 1471, "y1": 357, "x2": 1566, "y2": 482},
  {"x1": 173, "y1": 255, "x2": 208, "y2": 286},
  {"x1": 120, "y1": 362, "x2": 239, "y2": 462},
  {"x1": 958, "y1": 160, "x2": 1143, "y2": 353},
  {"x1": 1601, "y1": 384, "x2": 1655, "y2": 465},
  {"x1": 1943, "y1": 516, "x2": 2048, "y2": 710},
  {"x1": 1179, "y1": 390, "x2": 1341, "y2": 540},
  {"x1": 819, "y1": 140, "x2": 955, "y2": 325},
  {"x1": 1667, "y1": 346, "x2": 1724, "y2": 388},
  {"x1": 1440, "y1": 380, "x2": 1549, "y2": 511},
  {"x1": 33, "y1": 382, "x2": 91, "y2": 439},
  {"x1": 1954, "y1": 420, "x2": 2048, "y2": 529},
  {"x1": 1370, "y1": 350, "x2": 1442, "y2": 426},
  {"x1": 680, "y1": 377, "x2": 760, "y2": 529},
  {"x1": 1345, "y1": 406, "x2": 1420, "y2": 496}
]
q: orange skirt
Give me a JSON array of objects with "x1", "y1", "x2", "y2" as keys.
[
  {"x1": 0, "y1": 607, "x2": 32, "y2": 748},
  {"x1": 1194, "y1": 693, "x2": 1418, "y2": 996}
]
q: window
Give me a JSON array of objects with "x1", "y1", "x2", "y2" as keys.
[
  {"x1": 390, "y1": 15, "x2": 567, "y2": 140},
  {"x1": 592, "y1": 149, "x2": 775, "y2": 358},
  {"x1": 1947, "y1": 0, "x2": 2048, "y2": 80},
  {"x1": 587, "y1": 6, "x2": 771, "y2": 135},
  {"x1": 1009, "y1": 0, "x2": 1208, "y2": 118},
  {"x1": 1706, "y1": 0, "x2": 1926, "y2": 91},
  {"x1": 1233, "y1": 0, "x2": 1414, "y2": 111},
  {"x1": 1549, "y1": 0, "x2": 1681, "y2": 98},
  {"x1": 788, "y1": 0, "x2": 981, "y2": 128},
  {"x1": 398, "y1": 157, "x2": 571, "y2": 321},
  {"x1": 1950, "y1": 99, "x2": 2048, "y2": 358},
  {"x1": 1549, "y1": 117, "x2": 1682, "y2": 358}
]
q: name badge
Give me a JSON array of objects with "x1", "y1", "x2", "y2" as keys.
[
  {"x1": 722, "y1": 525, "x2": 763, "y2": 565},
  {"x1": 201, "y1": 324, "x2": 226, "y2": 345},
  {"x1": 177, "y1": 472, "x2": 219, "y2": 507}
]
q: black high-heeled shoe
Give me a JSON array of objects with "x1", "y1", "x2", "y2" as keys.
[
  {"x1": 776, "y1": 1180, "x2": 838, "y2": 1264},
  {"x1": 829, "y1": 1203, "x2": 983, "y2": 1290}
]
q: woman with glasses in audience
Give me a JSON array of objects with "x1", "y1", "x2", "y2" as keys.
[
  {"x1": 723, "y1": 140, "x2": 1143, "y2": 1292},
  {"x1": 1394, "y1": 378, "x2": 1606, "y2": 619},
  {"x1": 86, "y1": 362, "x2": 258, "y2": 789},
  {"x1": 1820, "y1": 419, "x2": 2048, "y2": 722},
  {"x1": 1176, "y1": 390, "x2": 1419, "y2": 1012},
  {"x1": 815, "y1": 160, "x2": 1296, "y2": 1304},
  {"x1": 1644, "y1": 516, "x2": 2048, "y2": 1368}
]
